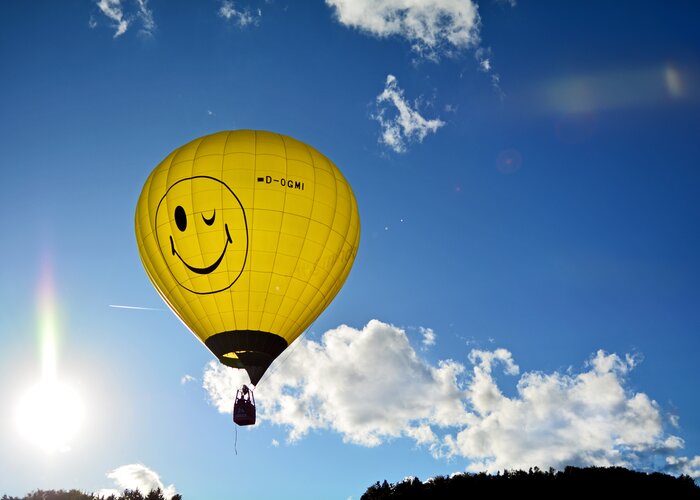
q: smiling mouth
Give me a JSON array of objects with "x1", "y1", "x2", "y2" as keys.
[{"x1": 170, "y1": 224, "x2": 232, "y2": 275}]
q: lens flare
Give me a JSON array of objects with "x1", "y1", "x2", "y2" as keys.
[
  {"x1": 15, "y1": 260, "x2": 85, "y2": 453},
  {"x1": 38, "y1": 265, "x2": 57, "y2": 380},
  {"x1": 664, "y1": 65, "x2": 684, "y2": 99},
  {"x1": 496, "y1": 148, "x2": 523, "y2": 174}
]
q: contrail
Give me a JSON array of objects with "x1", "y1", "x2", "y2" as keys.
[{"x1": 109, "y1": 304, "x2": 164, "y2": 311}]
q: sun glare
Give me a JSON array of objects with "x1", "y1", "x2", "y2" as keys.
[
  {"x1": 15, "y1": 260, "x2": 86, "y2": 454},
  {"x1": 16, "y1": 378, "x2": 85, "y2": 453}
]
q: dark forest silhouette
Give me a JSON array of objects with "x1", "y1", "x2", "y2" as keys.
[
  {"x1": 1, "y1": 489, "x2": 181, "y2": 500},
  {"x1": 362, "y1": 466, "x2": 700, "y2": 499}
]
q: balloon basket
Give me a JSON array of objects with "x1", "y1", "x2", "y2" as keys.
[{"x1": 233, "y1": 386, "x2": 256, "y2": 426}]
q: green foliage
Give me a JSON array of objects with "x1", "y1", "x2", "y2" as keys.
[{"x1": 362, "y1": 466, "x2": 700, "y2": 499}]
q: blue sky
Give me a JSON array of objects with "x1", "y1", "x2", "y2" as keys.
[{"x1": 1, "y1": 1, "x2": 699, "y2": 498}]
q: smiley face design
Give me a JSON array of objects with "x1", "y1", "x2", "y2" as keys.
[{"x1": 154, "y1": 176, "x2": 248, "y2": 295}]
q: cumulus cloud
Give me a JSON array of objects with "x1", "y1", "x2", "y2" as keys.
[
  {"x1": 202, "y1": 320, "x2": 696, "y2": 478},
  {"x1": 325, "y1": 0, "x2": 515, "y2": 92},
  {"x1": 444, "y1": 349, "x2": 674, "y2": 473},
  {"x1": 180, "y1": 374, "x2": 196, "y2": 385},
  {"x1": 93, "y1": 0, "x2": 155, "y2": 37},
  {"x1": 218, "y1": 1, "x2": 262, "y2": 28},
  {"x1": 373, "y1": 74, "x2": 445, "y2": 153},
  {"x1": 97, "y1": 464, "x2": 177, "y2": 499},
  {"x1": 325, "y1": 0, "x2": 480, "y2": 60},
  {"x1": 203, "y1": 359, "x2": 250, "y2": 411},
  {"x1": 666, "y1": 455, "x2": 700, "y2": 479},
  {"x1": 204, "y1": 320, "x2": 467, "y2": 447}
]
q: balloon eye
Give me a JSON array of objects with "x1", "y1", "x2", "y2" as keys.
[
  {"x1": 202, "y1": 210, "x2": 216, "y2": 226},
  {"x1": 175, "y1": 206, "x2": 187, "y2": 232}
]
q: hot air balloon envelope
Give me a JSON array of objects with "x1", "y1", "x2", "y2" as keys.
[{"x1": 135, "y1": 130, "x2": 360, "y2": 385}]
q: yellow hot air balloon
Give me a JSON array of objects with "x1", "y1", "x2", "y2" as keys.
[{"x1": 135, "y1": 130, "x2": 360, "y2": 389}]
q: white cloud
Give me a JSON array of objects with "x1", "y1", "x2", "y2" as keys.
[
  {"x1": 219, "y1": 1, "x2": 262, "y2": 27},
  {"x1": 444, "y1": 103, "x2": 458, "y2": 113},
  {"x1": 443, "y1": 349, "x2": 676, "y2": 474},
  {"x1": 373, "y1": 74, "x2": 445, "y2": 153},
  {"x1": 100, "y1": 464, "x2": 177, "y2": 499},
  {"x1": 669, "y1": 414, "x2": 681, "y2": 428},
  {"x1": 664, "y1": 435, "x2": 685, "y2": 450},
  {"x1": 180, "y1": 374, "x2": 196, "y2": 384},
  {"x1": 203, "y1": 359, "x2": 250, "y2": 412},
  {"x1": 204, "y1": 320, "x2": 467, "y2": 447},
  {"x1": 479, "y1": 57, "x2": 491, "y2": 72},
  {"x1": 325, "y1": 0, "x2": 515, "y2": 93},
  {"x1": 202, "y1": 320, "x2": 695, "y2": 478},
  {"x1": 666, "y1": 455, "x2": 700, "y2": 479},
  {"x1": 325, "y1": 0, "x2": 480, "y2": 60},
  {"x1": 135, "y1": 0, "x2": 156, "y2": 36},
  {"x1": 96, "y1": 0, "x2": 129, "y2": 37},
  {"x1": 94, "y1": 0, "x2": 155, "y2": 38},
  {"x1": 420, "y1": 327, "x2": 436, "y2": 348},
  {"x1": 474, "y1": 46, "x2": 504, "y2": 94}
]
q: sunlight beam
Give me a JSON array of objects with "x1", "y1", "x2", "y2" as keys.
[{"x1": 15, "y1": 259, "x2": 85, "y2": 454}]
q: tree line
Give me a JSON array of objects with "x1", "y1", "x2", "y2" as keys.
[
  {"x1": 362, "y1": 466, "x2": 700, "y2": 499},
  {"x1": 1, "y1": 489, "x2": 181, "y2": 500}
]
